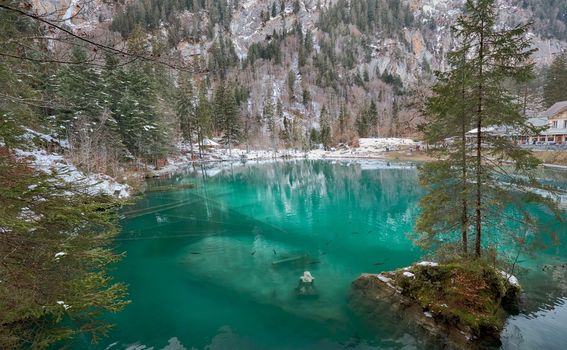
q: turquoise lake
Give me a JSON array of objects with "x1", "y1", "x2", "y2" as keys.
[{"x1": 86, "y1": 160, "x2": 567, "y2": 350}]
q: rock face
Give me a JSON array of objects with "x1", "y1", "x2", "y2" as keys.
[
  {"x1": 28, "y1": 0, "x2": 567, "y2": 138},
  {"x1": 349, "y1": 262, "x2": 521, "y2": 349}
]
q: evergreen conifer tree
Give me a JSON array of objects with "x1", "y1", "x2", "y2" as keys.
[
  {"x1": 543, "y1": 51, "x2": 567, "y2": 107},
  {"x1": 220, "y1": 84, "x2": 241, "y2": 154},
  {"x1": 177, "y1": 73, "x2": 196, "y2": 155},
  {"x1": 418, "y1": 0, "x2": 563, "y2": 259}
]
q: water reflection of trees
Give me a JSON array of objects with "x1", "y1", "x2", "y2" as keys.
[{"x1": 198, "y1": 160, "x2": 424, "y2": 247}]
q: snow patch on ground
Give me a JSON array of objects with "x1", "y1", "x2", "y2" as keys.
[
  {"x1": 15, "y1": 149, "x2": 130, "y2": 198},
  {"x1": 150, "y1": 138, "x2": 419, "y2": 176}
]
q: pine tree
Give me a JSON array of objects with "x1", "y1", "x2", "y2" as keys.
[
  {"x1": 304, "y1": 29, "x2": 314, "y2": 54},
  {"x1": 57, "y1": 47, "x2": 104, "y2": 138},
  {"x1": 367, "y1": 99, "x2": 378, "y2": 133},
  {"x1": 543, "y1": 51, "x2": 567, "y2": 108},
  {"x1": 195, "y1": 82, "x2": 213, "y2": 158},
  {"x1": 263, "y1": 94, "x2": 278, "y2": 151},
  {"x1": 213, "y1": 80, "x2": 226, "y2": 133},
  {"x1": 177, "y1": 72, "x2": 196, "y2": 155},
  {"x1": 417, "y1": 0, "x2": 563, "y2": 259},
  {"x1": 220, "y1": 84, "x2": 241, "y2": 154},
  {"x1": 101, "y1": 54, "x2": 129, "y2": 160},
  {"x1": 338, "y1": 104, "x2": 348, "y2": 138},
  {"x1": 319, "y1": 106, "x2": 332, "y2": 149},
  {"x1": 417, "y1": 49, "x2": 475, "y2": 255}
]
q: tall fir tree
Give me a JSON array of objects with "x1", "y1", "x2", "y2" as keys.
[
  {"x1": 319, "y1": 105, "x2": 332, "y2": 149},
  {"x1": 213, "y1": 79, "x2": 227, "y2": 133},
  {"x1": 177, "y1": 73, "x2": 196, "y2": 155},
  {"x1": 543, "y1": 51, "x2": 567, "y2": 108},
  {"x1": 263, "y1": 94, "x2": 277, "y2": 151},
  {"x1": 417, "y1": 0, "x2": 563, "y2": 259},
  {"x1": 195, "y1": 82, "x2": 214, "y2": 158},
  {"x1": 220, "y1": 84, "x2": 241, "y2": 154}
]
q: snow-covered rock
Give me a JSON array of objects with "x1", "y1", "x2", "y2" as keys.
[
  {"x1": 500, "y1": 271, "x2": 520, "y2": 287},
  {"x1": 403, "y1": 271, "x2": 416, "y2": 278}
]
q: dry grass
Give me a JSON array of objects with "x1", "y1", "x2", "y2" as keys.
[
  {"x1": 383, "y1": 150, "x2": 434, "y2": 162},
  {"x1": 534, "y1": 151, "x2": 567, "y2": 166}
]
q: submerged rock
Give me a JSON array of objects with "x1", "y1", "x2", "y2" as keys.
[
  {"x1": 295, "y1": 272, "x2": 319, "y2": 299},
  {"x1": 349, "y1": 261, "x2": 521, "y2": 349}
]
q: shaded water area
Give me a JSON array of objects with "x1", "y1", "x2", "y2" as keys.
[{"x1": 86, "y1": 160, "x2": 567, "y2": 350}]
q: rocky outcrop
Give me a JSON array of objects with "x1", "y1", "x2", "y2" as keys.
[{"x1": 349, "y1": 262, "x2": 521, "y2": 349}]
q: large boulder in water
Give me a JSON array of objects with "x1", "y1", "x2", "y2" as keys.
[{"x1": 349, "y1": 261, "x2": 521, "y2": 349}]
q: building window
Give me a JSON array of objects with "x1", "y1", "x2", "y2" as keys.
[
  {"x1": 552, "y1": 120, "x2": 558, "y2": 128},
  {"x1": 564, "y1": 120, "x2": 567, "y2": 129}
]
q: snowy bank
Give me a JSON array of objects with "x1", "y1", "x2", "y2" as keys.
[
  {"x1": 150, "y1": 138, "x2": 419, "y2": 176},
  {"x1": 15, "y1": 149, "x2": 131, "y2": 198}
]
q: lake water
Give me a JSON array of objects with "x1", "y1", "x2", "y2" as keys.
[{"x1": 85, "y1": 160, "x2": 567, "y2": 350}]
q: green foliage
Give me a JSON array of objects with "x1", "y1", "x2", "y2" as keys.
[
  {"x1": 417, "y1": 0, "x2": 563, "y2": 259},
  {"x1": 543, "y1": 51, "x2": 567, "y2": 108},
  {"x1": 355, "y1": 100, "x2": 378, "y2": 137},
  {"x1": 308, "y1": 127, "x2": 320, "y2": 148},
  {"x1": 287, "y1": 70, "x2": 296, "y2": 98},
  {"x1": 111, "y1": 0, "x2": 232, "y2": 42},
  {"x1": 219, "y1": 83, "x2": 242, "y2": 149},
  {"x1": 194, "y1": 82, "x2": 214, "y2": 156},
  {"x1": 318, "y1": 0, "x2": 414, "y2": 36},
  {"x1": 319, "y1": 106, "x2": 332, "y2": 149},
  {"x1": 176, "y1": 72, "x2": 196, "y2": 143},
  {"x1": 245, "y1": 31, "x2": 285, "y2": 67},
  {"x1": 380, "y1": 72, "x2": 404, "y2": 94},
  {"x1": 0, "y1": 9, "x2": 128, "y2": 347},
  {"x1": 0, "y1": 153, "x2": 129, "y2": 349},
  {"x1": 208, "y1": 34, "x2": 239, "y2": 77}
]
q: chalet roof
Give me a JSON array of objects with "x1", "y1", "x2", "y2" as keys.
[
  {"x1": 201, "y1": 138, "x2": 220, "y2": 146},
  {"x1": 542, "y1": 101, "x2": 567, "y2": 118},
  {"x1": 527, "y1": 116, "x2": 548, "y2": 127}
]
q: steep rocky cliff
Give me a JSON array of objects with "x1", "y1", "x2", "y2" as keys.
[{"x1": 29, "y1": 0, "x2": 567, "y2": 139}]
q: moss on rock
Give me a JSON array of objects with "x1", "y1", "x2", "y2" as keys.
[{"x1": 350, "y1": 261, "x2": 521, "y2": 348}]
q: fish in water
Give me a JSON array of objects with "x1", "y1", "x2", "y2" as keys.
[
  {"x1": 352, "y1": 231, "x2": 360, "y2": 234},
  {"x1": 373, "y1": 262, "x2": 385, "y2": 266},
  {"x1": 190, "y1": 252, "x2": 201, "y2": 255},
  {"x1": 273, "y1": 249, "x2": 277, "y2": 255},
  {"x1": 251, "y1": 251, "x2": 256, "y2": 256}
]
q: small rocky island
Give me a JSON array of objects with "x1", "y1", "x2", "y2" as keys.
[{"x1": 349, "y1": 261, "x2": 521, "y2": 349}]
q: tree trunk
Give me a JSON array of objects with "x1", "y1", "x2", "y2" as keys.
[
  {"x1": 189, "y1": 122, "x2": 194, "y2": 158},
  {"x1": 475, "y1": 27, "x2": 485, "y2": 259},
  {"x1": 461, "y1": 83, "x2": 468, "y2": 256}
]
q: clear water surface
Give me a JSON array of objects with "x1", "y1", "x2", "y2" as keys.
[{"x1": 83, "y1": 160, "x2": 567, "y2": 350}]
